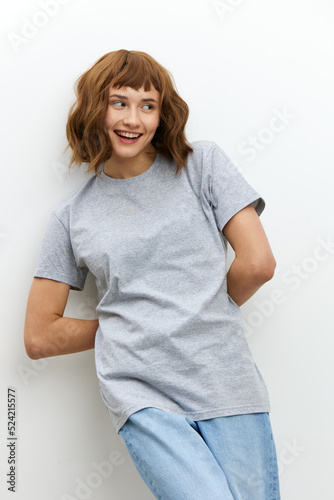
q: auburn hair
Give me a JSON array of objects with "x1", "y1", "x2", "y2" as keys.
[{"x1": 65, "y1": 49, "x2": 194, "y2": 177}]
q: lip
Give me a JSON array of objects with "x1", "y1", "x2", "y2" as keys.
[
  {"x1": 114, "y1": 131, "x2": 143, "y2": 144},
  {"x1": 114, "y1": 130, "x2": 143, "y2": 135}
]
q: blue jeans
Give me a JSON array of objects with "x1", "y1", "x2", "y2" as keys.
[{"x1": 119, "y1": 407, "x2": 280, "y2": 500}]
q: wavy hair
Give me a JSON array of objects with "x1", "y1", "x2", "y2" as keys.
[{"x1": 65, "y1": 49, "x2": 194, "y2": 177}]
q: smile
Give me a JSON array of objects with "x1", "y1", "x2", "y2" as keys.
[
  {"x1": 115, "y1": 130, "x2": 143, "y2": 138},
  {"x1": 114, "y1": 131, "x2": 143, "y2": 144}
]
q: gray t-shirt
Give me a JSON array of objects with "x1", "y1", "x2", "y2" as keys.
[{"x1": 34, "y1": 140, "x2": 270, "y2": 434}]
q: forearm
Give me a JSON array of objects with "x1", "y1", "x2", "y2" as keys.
[
  {"x1": 30, "y1": 317, "x2": 99, "y2": 360},
  {"x1": 226, "y1": 257, "x2": 272, "y2": 307}
]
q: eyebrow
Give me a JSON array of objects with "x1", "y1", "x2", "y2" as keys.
[{"x1": 109, "y1": 94, "x2": 158, "y2": 104}]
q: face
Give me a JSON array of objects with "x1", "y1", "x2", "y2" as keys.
[{"x1": 104, "y1": 84, "x2": 160, "y2": 163}]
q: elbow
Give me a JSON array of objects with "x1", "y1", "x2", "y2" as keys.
[
  {"x1": 252, "y1": 256, "x2": 277, "y2": 283},
  {"x1": 24, "y1": 330, "x2": 44, "y2": 360},
  {"x1": 24, "y1": 341, "x2": 42, "y2": 360},
  {"x1": 25, "y1": 344, "x2": 42, "y2": 360}
]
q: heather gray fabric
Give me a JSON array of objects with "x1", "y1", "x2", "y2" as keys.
[{"x1": 34, "y1": 140, "x2": 270, "y2": 434}]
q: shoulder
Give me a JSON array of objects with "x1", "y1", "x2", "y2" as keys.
[
  {"x1": 52, "y1": 174, "x2": 98, "y2": 223},
  {"x1": 181, "y1": 141, "x2": 223, "y2": 201},
  {"x1": 187, "y1": 140, "x2": 230, "y2": 167},
  {"x1": 186, "y1": 140, "x2": 232, "y2": 174},
  {"x1": 189, "y1": 140, "x2": 219, "y2": 157}
]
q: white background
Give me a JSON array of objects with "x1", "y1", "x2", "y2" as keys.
[{"x1": 1, "y1": 0, "x2": 333, "y2": 499}]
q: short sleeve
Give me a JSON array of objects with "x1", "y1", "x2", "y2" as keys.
[
  {"x1": 206, "y1": 143, "x2": 265, "y2": 233},
  {"x1": 34, "y1": 212, "x2": 89, "y2": 291}
]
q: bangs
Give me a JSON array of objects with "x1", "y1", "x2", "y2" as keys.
[{"x1": 108, "y1": 52, "x2": 165, "y2": 102}]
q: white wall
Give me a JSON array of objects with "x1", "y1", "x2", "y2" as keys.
[{"x1": 1, "y1": 0, "x2": 333, "y2": 498}]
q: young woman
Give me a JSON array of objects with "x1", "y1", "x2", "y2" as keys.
[{"x1": 24, "y1": 49, "x2": 281, "y2": 499}]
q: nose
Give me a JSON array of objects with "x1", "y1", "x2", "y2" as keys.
[{"x1": 122, "y1": 105, "x2": 141, "y2": 128}]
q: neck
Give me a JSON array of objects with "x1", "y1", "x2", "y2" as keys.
[{"x1": 104, "y1": 149, "x2": 157, "y2": 180}]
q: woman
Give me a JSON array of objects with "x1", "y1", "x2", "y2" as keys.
[{"x1": 24, "y1": 49, "x2": 281, "y2": 499}]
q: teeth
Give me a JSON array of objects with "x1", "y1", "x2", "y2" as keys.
[{"x1": 116, "y1": 131, "x2": 141, "y2": 138}]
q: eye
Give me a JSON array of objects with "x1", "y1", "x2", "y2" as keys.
[
  {"x1": 109, "y1": 101, "x2": 155, "y2": 110},
  {"x1": 112, "y1": 101, "x2": 125, "y2": 107}
]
